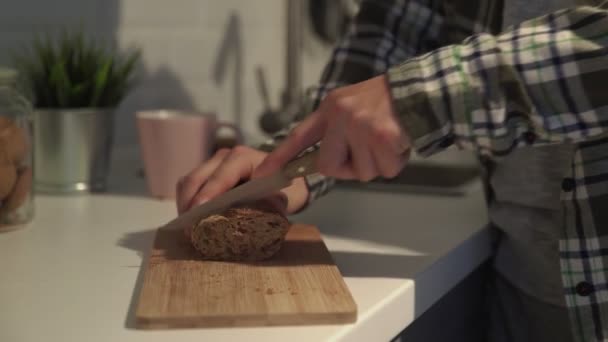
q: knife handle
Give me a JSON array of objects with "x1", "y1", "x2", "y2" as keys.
[{"x1": 283, "y1": 148, "x2": 320, "y2": 179}]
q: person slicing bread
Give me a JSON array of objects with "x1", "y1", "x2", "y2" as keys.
[{"x1": 177, "y1": 1, "x2": 608, "y2": 341}]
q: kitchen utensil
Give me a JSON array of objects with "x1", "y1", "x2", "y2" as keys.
[
  {"x1": 163, "y1": 148, "x2": 319, "y2": 231},
  {"x1": 256, "y1": 66, "x2": 283, "y2": 134},
  {"x1": 135, "y1": 224, "x2": 357, "y2": 328},
  {"x1": 136, "y1": 109, "x2": 242, "y2": 199}
]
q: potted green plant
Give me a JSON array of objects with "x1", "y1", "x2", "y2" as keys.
[{"x1": 12, "y1": 31, "x2": 140, "y2": 194}]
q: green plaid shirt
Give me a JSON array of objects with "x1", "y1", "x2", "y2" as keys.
[{"x1": 263, "y1": 0, "x2": 608, "y2": 340}]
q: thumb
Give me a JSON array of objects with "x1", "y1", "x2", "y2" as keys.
[{"x1": 254, "y1": 111, "x2": 325, "y2": 178}]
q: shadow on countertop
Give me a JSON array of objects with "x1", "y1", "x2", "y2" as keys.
[{"x1": 117, "y1": 227, "x2": 157, "y2": 329}]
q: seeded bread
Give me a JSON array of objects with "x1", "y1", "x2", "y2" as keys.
[{"x1": 189, "y1": 202, "x2": 289, "y2": 261}]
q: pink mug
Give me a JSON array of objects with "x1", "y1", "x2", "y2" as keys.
[{"x1": 136, "y1": 109, "x2": 242, "y2": 199}]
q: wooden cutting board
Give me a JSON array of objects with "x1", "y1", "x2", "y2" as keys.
[{"x1": 135, "y1": 224, "x2": 357, "y2": 329}]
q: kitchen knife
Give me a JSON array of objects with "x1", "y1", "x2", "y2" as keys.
[{"x1": 163, "y1": 148, "x2": 319, "y2": 230}]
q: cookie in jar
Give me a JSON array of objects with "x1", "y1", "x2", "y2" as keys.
[{"x1": 0, "y1": 68, "x2": 33, "y2": 231}]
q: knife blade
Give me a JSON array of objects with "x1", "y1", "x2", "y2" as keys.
[{"x1": 163, "y1": 148, "x2": 319, "y2": 230}]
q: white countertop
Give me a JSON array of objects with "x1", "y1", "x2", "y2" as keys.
[{"x1": 0, "y1": 150, "x2": 491, "y2": 342}]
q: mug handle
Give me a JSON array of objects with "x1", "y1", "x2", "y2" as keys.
[{"x1": 215, "y1": 121, "x2": 243, "y2": 146}]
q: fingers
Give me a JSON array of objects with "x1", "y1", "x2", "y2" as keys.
[
  {"x1": 370, "y1": 121, "x2": 410, "y2": 178},
  {"x1": 385, "y1": 127, "x2": 411, "y2": 155},
  {"x1": 317, "y1": 113, "x2": 350, "y2": 177},
  {"x1": 254, "y1": 111, "x2": 325, "y2": 178},
  {"x1": 322, "y1": 119, "x2": 409, "y2": 181},
  {"x1": 318, "y1": 108, "x2": 379, "y2": 181},
  {"x1": 371, "y1": 144, "x2": 408, "y2": 179},
  {"x1": 263, "y1": 178, "x2": 311, "y2": 216},
  {"x1": 263, "y1": 193, "x2": 288, "y2": 215},
  {"x1": 280, "y1": 177, "x2": 310, "y2": 214},
  {"x1": 346, "y1": 120, "x2": 378, "y2": 181},
  {"x1": 188, "y1": 146, "x2": 265, "y2": 209},
  {"x1": 176, "y1": 148, "x2": 230, "y2": 213}
]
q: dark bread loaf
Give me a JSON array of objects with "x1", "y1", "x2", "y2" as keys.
[{"x1": 189, "y1": 202, "x2": 289, "y2": 261}]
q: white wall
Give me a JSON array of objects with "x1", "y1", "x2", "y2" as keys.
[{"x1": 0, "y1": 0, "x2": 332, "y2": 147}]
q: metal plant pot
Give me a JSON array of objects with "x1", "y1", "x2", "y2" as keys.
[{"x1": 33, "y1": 108, "x2": 114, "y2": 194}]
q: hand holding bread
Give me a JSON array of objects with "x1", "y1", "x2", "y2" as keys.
[{"x1": 176, "y1": 145, "x2": 309, "y2": 216}]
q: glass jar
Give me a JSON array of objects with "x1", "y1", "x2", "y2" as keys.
[{"x1": 0, "y1": 67, "x2": 34, "y2": 230}]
